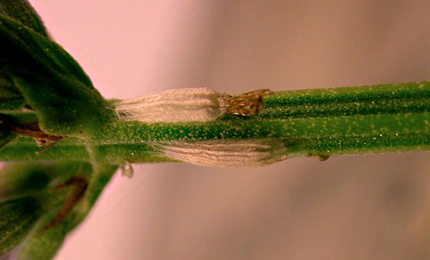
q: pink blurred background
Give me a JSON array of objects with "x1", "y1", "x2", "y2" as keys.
[{"x1": 30, "y1": 1, "x2": 430, "y2": 259}]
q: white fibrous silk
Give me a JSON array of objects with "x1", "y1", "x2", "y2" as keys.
[
  {"x1": 115, "y1": 88, "x2": 230, "y2": 123},
  {"x1": 156, "y1": 139, "x2": 287, "y2": 167}
]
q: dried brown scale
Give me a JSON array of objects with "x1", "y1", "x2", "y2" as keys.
[
  {"x1": 316, "y1": 155, "x2": 330, "y2": 161},
  {"x1": 7, "y1": 120, "x2": 65, "y2": 152},
  {"x1": 307, "y1": 153, "x2": 330, "y2": 161},
  {"x1": 23, "y1": 104, "x2": 33, "y2": 110},
  {"x1": 225, "y1": 89, "x2": 273, "y2": 116}
]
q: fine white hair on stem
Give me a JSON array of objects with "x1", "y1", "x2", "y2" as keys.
[
  {"x1": 115, "y1": 88, "x2": 230, "y2": 123},
  {"x1": 155, "y1": 139, "x2": 287, "y2": 167}
]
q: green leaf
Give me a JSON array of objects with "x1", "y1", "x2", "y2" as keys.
[
  {"x1": 0, "y1": 197, "x2": 42, "y2": 256},
  {"x1": 0, "y1": 129, "x2": 15, "y2": 151},
  {"x1": 0, "y1": 0, "x2": 49, "y2": 37},
  {"x1": 0, "y1": 14, "x2": 93, "y2": 90},
  {"x1": 0, "y1": 115, "x2": 16, "y2": 151},
  {"x1": 0, "y1": 14, "x2": 115, "y2": 135},
  {"x1": 0, "y1": 162, "x2": 83, "y2": 201},
  {"x1": 12, "y1": 72, "x2": 113, "y2": 135},
  {"x1": 13, "y1": 163, "x2": 118, "y2": 260},
  {"x1": 0, "y1": 162, "x2": 118, "y2": 259},
  {"x1": 0, "y1": 76, "x2": 25, "y2": 111}
]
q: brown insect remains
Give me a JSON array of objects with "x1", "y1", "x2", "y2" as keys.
[{"x1": 225, "y1": 89, "x2": 273, "y2": 116}]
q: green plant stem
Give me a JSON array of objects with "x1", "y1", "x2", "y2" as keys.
[{"x1": 1, "y1": 81, "x2": 430, "y2": 164}]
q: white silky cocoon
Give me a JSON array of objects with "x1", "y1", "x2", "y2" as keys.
[
  {"x1": 115, "y1": 88, "x2": 229, "y2": 123},
  {"x1": 156, "y1": 139, "x2": 287, "y2": 167}
]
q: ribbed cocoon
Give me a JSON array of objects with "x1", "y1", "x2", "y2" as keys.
[
  {"x1": 155, "y1": 139, "x2": 287, "y2": 167},
  {"x1": 115, "y1": 88, "x2": 230, "y2": 123}
]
